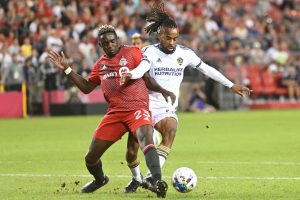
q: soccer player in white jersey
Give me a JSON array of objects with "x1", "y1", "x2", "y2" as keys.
[{"x1": 121, "y1": 3, "x2": 252, "y2": 193}]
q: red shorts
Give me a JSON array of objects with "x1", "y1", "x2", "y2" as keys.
[{"x1": 93, "y1": 109, "x2": 152, "y2": 141}]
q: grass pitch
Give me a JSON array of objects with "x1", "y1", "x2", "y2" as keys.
[{"x1": 0, "y1": 110, "x2": 300, "y2": 200}]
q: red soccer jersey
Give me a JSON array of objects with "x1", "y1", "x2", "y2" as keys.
[{"x1": 88, "y1": 46, "x2": 149, "y2": 112}]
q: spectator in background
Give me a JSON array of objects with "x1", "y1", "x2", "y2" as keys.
[
  {"x1": 126, "y1": 20, "x2": 140, "y2": 36},
  {"x1": 78, "y1": 36, "x2": 97, "y2": 67},
  {"x1": 131, "y1": 33, "x2": 143, "y2": 49},
  {"x1": 2, "y1": 53, "x2": 24, "y2": 91},
  {"x1": 249, "y1": 41, "x2": 265, "y2": 66},
  {"x1": 77, "y1": 59, "x2": 91, "y2": 80},
  {"x1": 115, "y1": 24, "x2": 128, "y2": 44},
  {"x1": 188, "y1": 83, "x2": 216, "y2": 113},
  {"x1": 131, "y1": 32, "x2": 150, "y2": 50},
  {"x1": 21, "y1": 37, "x2": 33, "y2": 58},
  {"x1": 281, "y1": 65, "x2": 300, "y2": 101},
  {"x1": 46, "y1": 29, "x2": 63, "y2": 52},
  {"x1": 64, "y1": 36, "x2": 82, "y2": 68},
  {"x1": 40, "y1": 48, "x2": 57, "y2": 91}
]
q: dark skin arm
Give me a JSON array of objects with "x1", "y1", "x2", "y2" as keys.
[
  {"x1": 143, "y1": 71, "x2": 176, "y2": 105},
  {"x1": 47, "y1": 50, "x2": 97, "y2": 94}
]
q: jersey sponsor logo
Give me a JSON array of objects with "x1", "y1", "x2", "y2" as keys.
[
  {"x1": 177, "y1": 57, "x2": 183, "y2": 66},
  {"x1": 119, "y1": 56, "x2": 128, "y2": 67},
  {"x1": 154, "y1": 67, "x2": 183, "y2": 76},
  {"x1": 103, "y1": 71, "x2": 118, "y2": 80},
  {"x1": 119, "y1": 66, "x2": 129, "y2": 77}
]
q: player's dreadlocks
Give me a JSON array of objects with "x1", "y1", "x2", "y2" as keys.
[
  {"x1": 98, "y1": 24, "x2": 117, "y2": 37},
  {"x1": 144, "y1": 1, "x2": 177, "y2": 35}
]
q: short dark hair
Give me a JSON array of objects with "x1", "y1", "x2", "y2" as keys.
[
  {"x1": 98, "y1": 24, "x2": 117, "y2": 38},
  {"x1": 144, "y1": 2, "x2": 177, "y2": 35}
]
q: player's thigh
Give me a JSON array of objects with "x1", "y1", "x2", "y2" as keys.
[
  {"x1": 156, "y1": 117, "x2": 178, "y2": 136},
  {"x1": 125, "y1": 109, "x2": 153, "y2": 148},
  {"x1": 135, "y1": 124, "x2": 154, "y2": 148}
]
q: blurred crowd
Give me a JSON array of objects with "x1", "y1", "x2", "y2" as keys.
[{"x1": 1, "y1": 0, "x2": 300, "y2": 111}]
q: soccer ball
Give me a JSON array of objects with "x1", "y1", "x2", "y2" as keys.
[{"x1": 171, "y1": 167, "x2": 197, "y2": 193}]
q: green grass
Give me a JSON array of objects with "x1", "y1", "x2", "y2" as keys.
[{"x1": 0, "y1": 110, "x2": 300, "y2": 200}]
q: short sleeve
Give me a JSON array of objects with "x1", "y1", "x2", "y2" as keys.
[
  {"x1": 88, "y1": 62, "x2": 101, "y2": 85},
  {"x1": 187, "y1": 49, "x2": 202, "y2": 69},
  {"x1": 131, "y1": 47, "x2": 143, "y2": 67},
  {"x1": 141, "y1": 46, "x2": 153, "y2": 65}
]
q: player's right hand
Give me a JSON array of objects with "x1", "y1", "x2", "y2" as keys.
[
  {"x1": 47, "y1": 50, "x2": 69, "y2": 71},
  {"x1": 231, "y1": 84, "x2": 253, "y2": 97},
  {"x1": 162, "y1": 89, "x2": 176, "y2": 105},
  {"x1": 120, "y1": 73, "x2": 132, "y2": 85}
]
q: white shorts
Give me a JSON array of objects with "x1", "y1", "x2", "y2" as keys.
[
  {"x1": 150, "y1": 95, "x2": 178, "y2": 146},
  {"x1": 150, "y1": 99, "x2": 178, "y2": 125}
]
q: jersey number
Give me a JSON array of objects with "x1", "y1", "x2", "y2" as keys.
[{"x1": 134, "y1": 110, "x2": 150, "y2": 121}]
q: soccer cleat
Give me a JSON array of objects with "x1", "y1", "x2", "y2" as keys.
[
  {"x1": 155, "y1": 180, "x2": 168, "y2": 198},
  {"x1": 81, "y1": 176, "x2": 109, "y2": 193},
  {"x1": 124, "y1": 177, "x2": 142, "y2": 193},
  {"x1": 141, "y1": 176, "x2": 155, "y2": 192}
]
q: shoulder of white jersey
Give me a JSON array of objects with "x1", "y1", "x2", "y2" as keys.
[
  {"x1": 177, "y1": 45, "x2": 202, "y2": 68},
  {"x1": 177, "y1": 44, "x2": 194, "y2": 52},
  {"x1": 142, "y1": 44, "x2": 157, "y2": 53},
  {"x1": 141, "y1": 45, "x2": 155, "y2": 64}
]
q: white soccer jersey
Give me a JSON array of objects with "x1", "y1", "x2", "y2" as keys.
[{"x1": 141, "y1": 44, "x2": 233, "y2": 110}]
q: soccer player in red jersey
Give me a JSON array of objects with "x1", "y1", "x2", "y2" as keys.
[{"x1": 48, "y1": 25, "x2": 168, "y2": 198}]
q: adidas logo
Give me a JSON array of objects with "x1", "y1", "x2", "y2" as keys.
[
  {"x1": 101, "y1": 65, "x2": 107, "y2": 70},
  {"x1": 156, "y1": 58, "x2": 162, "y2": 63}
]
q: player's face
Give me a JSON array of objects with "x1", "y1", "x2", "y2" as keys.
[
  {"x1": 132, "y1": 38, "x2": 143, "y2": 49},
  {"x1": 99, "y1": 32, "x2": 120, "y2": 57},
  {"x1": 158, "y1": 27, "x2": 179, "y2": 53}
]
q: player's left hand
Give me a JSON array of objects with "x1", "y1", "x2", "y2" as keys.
[
  {"x1": 231, "y1": 84, "x2": 253, "y2": 97},
  {"x1": 120, "y1": 73, "x2": 132, "y2": 85},
  {"x1": 162, "y1": 89, "x2": 176, "y2": 105}
]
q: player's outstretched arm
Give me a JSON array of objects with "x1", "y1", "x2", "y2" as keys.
[
  {"x1": 196, "y1": 61, "x2": 252, "y2": 97},
  {"x1": 48, "y1": 50, "x2": 97, "y2": 94},
  {"x1": 143, "y1": 72, "x2": 176, "y2": 105}
]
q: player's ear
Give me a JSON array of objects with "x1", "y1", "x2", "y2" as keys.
[{"x1": 157, "y1": 32, "x2": 163, "y2": 42}]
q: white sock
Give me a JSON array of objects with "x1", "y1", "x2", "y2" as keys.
[
  {"x1": 130, "y1": 165, "x2": 142, "y2": 182},
  {"x1": 153, "y1": 128, "x2": 161, "y2": 146},
  {"x1": 158, "y1": 155, "x2": 166, "y2": 167}
]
